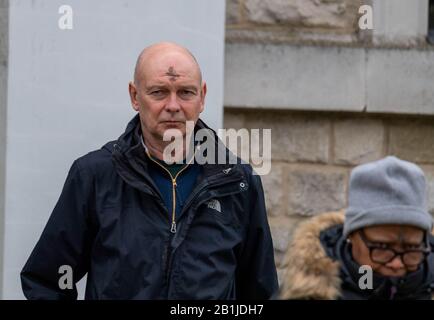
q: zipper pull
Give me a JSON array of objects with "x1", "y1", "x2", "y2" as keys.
[
  {"x1": 170, "y1": 221, "x2": 177, "y2": 233},
  {"x1": 172, "y1": 179, "x2": 177, "y2": 187}
]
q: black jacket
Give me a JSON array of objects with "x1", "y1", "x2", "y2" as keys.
[{"x1": 21, "y1": 115, "x2": 278, "y2": 300}]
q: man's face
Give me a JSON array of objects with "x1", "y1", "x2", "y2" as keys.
[
  {"x1": 129, "y1": 49, "x2": 206, "y2": 141},
  {"x1": 349, "y1": 225, "x2": 426, "y2": 277}
]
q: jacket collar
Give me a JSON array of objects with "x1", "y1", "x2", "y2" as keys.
[
  {"x1": 110, "y1": 114, "x2": 243, "y2": 177},
  {"x1": 107, "y1": 114, "x2": 247, "y2": 200}
]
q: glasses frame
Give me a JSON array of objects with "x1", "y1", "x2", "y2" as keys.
[{"x1": 358, "y1": 229, "x2": 431, "y2": 267}]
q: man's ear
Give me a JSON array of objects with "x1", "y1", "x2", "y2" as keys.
[
  {"x1": 199, "y1": 82, "x2": 207, "y2": 113},
  {"x1": 129, "y1": 81, "x2": 140, "y2": 111}
]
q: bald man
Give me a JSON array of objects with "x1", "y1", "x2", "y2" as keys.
[{"x1": 21, "y1": 42, "x2": 278, "y2": 300}]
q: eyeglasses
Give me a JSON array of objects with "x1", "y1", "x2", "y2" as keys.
[{"x1": 358, "y1": 229, "x2": 431, "y2": 267}]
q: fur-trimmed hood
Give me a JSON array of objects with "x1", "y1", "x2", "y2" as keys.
[
  {"x1": 279, "y1": 211, "x2": 434, "y2": 300},
  {"x1": 280, "y1": 211, "x2": 344, "y2": 300}
]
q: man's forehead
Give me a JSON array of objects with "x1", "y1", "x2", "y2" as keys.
[
  {"x1": 136, "y1": 46, "x2": 201, "y2": 82},
  {"x1": 365, "y1": 225, "x2": 424, "y2": 241},
  {"x1": 143, "y1": 67, "x2": 199, "y2": 85},
  {"x1": 144, "y1": 78, "x2": 200, "y2": 89},
  {"x1": 151, "y1": 63, "x2": 195, "y2": 77},
  {"x1": 141, "y1": 63, "x2": 199, "y2": 85}
]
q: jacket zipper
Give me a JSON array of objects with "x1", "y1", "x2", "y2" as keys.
[
  {"x1": 144, "y1": 149, "x2": 194, "y2": 234},
  {"x1": 163, "y1": 171, "x2": 244, "y2": 298},
  {"x1": 143, "y1": 149, "x2": 199, "y2": 294},
  {"x1": 142, "y1": 143, "x2": 243, "y2": 296}
]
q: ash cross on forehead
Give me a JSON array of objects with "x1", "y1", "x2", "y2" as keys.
[{"x1": 165, "y1": 66, "x2": 180, "y2": 81}]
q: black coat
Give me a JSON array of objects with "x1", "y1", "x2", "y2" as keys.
[{"x1": 21, "y1": 115, "x2": 278, "y2": 300}]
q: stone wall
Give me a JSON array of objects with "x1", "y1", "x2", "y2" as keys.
[
  {"x1": 226, "y1": 0, "x2": 430, "y2": 47},
  {"x1": 226, "y1": 0, "x2": 364, "y2": 45},
  {"x1": 224, "y1": 0, "x2": 434, "y2": 286},
  {"x1": 224, "y1": 109, "x2": 434, "y2": 284}
]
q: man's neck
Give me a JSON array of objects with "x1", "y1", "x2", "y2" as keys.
[
  {"x1": 142, "y1": 139, "x2": 167, "y2": 161},
  {"x1": 141, "y1": 132, "x2": 188, "y2": 163}
]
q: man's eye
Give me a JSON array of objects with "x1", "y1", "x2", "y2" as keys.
[
  {"x1": 148, "y1": 89, "x2": 168, "y2": 97},
  {"x1": 405, "y1": 244, "x2": 423, "y2": 250},
  {"x1": 180, "y1": 90, "x2": 195, "y2": 96},
  {"x1": 375, "y1": 243, "x2": 390, "y2": 249}
]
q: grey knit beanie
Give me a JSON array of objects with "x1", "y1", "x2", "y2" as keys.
[{"x1": 343, "y1": 156, "x2": 433, "y2": 238}]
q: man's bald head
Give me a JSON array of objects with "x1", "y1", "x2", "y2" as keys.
[
  {"x1": 128, "y1": 42, "x2": 207, "y2": 159},
  {"x1": 133, "y1": 42, "x2": 202, "y2": 86}
]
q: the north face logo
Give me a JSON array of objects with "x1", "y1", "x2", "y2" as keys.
[{"x1": 206, "y1": 199, "x2": 222, "y2": 213}]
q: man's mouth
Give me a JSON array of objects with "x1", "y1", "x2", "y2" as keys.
[{"x1": 383, "y1": 269, "x2": 406, "y2": 277}]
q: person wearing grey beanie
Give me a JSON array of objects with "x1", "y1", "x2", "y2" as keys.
[
  {"x1": 280, "y1": 156, "x2": 434, "y2": 300},
  {"x1": 343, "y1": 156, "x2": 433, "y2": 238}
]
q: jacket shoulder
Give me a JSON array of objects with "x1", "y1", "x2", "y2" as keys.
[
  {"x1": 237, "y1": 163, "x2": 263, "y2": 186},
  {"x1": 73, "y1": 141, "x2": 116, "y2": 176},
  {"x1": 279, "y1": 210, "x2": 345, "y2": 300}
]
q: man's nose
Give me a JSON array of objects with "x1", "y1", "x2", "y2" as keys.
[
  {"x1": 165, "y1": 93, "x2": 181, "y2": 113},
  {"x1": 386, "y1": 255, "x2": 405, "y2": 270}
]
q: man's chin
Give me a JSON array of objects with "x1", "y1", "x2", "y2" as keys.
[
  {"x1": 377, "y1": 268, "x2": 407, "y2": 278},
  {"x1": 157, "y1": 123, "x2": 186, "y2": 139},
  {"x1": 160, "y1": 121, "x2": 185, "y2": 129}
]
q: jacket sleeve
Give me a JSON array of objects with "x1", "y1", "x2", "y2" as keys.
[
  {"x1": 21, "y1": 159, "x2": 95, "y2": 300},
  {"x1": 236, "y1": 171, "x2": 279, "y2": 299}
]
